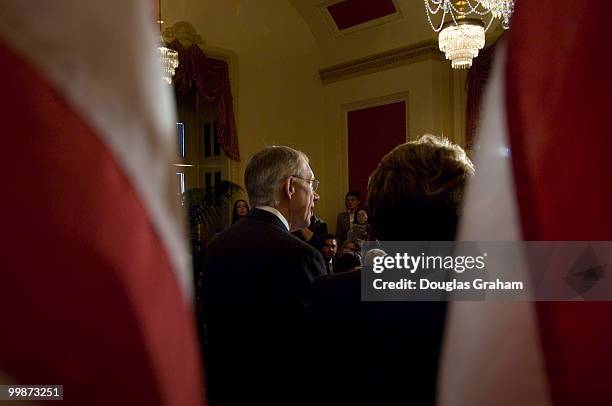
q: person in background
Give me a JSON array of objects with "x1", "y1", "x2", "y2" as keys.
[
  {"x1": 320, "y1": 234, "x2": 338, "y2": 274},
  {"x1": 335, "y1": 190, "x2": 361, "y2": 246},
  {"x1": 340, "y1": 239, "x2": 360, "y2": 256},
  {"x1": 231, "y1": 199, "x2": 250, "y2": 224},
  {"x1": 347, "y1": 208, "x2": 370, "y2": 246},
  {"x1": 362, "y1": 248, "x2": 387, "y2": 270},
  {"x1": 292, "y1": 214, "x2": 328, "y2": 252},
  {"x1": 334, "y1": 252, "x2": 361, "y2": 274}
]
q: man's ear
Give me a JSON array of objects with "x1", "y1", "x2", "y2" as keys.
[{"x1": 284, "y1": 177, "x2": 295, "y2": 199}]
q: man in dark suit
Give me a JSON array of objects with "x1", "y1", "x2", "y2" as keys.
[
  {"x1": 320, "y1": 234, "x2": 338, "y2": 274},
  {"x1": 310, "y1": 135, "x2": 474, "y2": 405},
  {"x1": 202, "y1": 146, "x2": 325, "y2": 406},
  {"x1": 335, "y1": 190, "x2": 361, "y2": 246}
]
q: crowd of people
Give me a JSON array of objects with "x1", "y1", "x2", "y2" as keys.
[{"x1": 198, "y1": 134, "x2": 474, "y2": 405}]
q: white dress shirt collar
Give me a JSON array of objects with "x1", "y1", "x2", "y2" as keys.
[{"x1": 255, "y1": 205, "x2": 290, "y2": 231}]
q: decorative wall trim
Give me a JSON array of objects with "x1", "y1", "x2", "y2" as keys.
[
  {"x1": 319, "y1": 0, "x2": 403, "y2": 39},
  {"x1": 319, "y1": 40, "x2": 443, "y2": 84}
]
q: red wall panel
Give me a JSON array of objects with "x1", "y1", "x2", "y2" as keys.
[{"x1": 347, "y1": 101, "x2": 406, "y2": 202}]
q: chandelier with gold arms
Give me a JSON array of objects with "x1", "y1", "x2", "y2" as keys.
[
  {"x1": 157, "y1": 0, "x2": 179, "y2": 84},
  {"x1": 424, "y1": 0, "x2": 514, "y2": 69}
]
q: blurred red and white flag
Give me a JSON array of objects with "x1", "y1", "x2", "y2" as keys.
[
  {"x1": 0, "y1": 1, "x2": 203, "y2": 404},
  {"x1": 439, "y1": 1, "x2": 612, "y2": 405}
]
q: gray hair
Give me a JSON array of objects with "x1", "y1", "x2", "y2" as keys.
[
  {"x1": 245, "y1": 146, "x2": 309, "y2": 207},
  {"x1": 363, "y1": 249, "x2": 387, "y2": 267}
]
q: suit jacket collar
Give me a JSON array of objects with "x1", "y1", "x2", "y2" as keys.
[{"x1": 248, "y1": 207, "x2": 290, "y2": 232}]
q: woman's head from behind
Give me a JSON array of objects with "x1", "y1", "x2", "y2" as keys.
[{"x1": 367, "y1": 134, "x2": 474, "y2": 241}]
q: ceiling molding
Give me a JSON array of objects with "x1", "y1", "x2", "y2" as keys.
[{"x1": 319, "y1": 39, "x2": 443, "y2": 84}]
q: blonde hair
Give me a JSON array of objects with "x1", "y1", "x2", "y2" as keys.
[{"x1": 367, "y1": 134, "x2": 474, "y2": 240}]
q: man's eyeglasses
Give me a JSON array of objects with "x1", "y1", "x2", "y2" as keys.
[{"x1": 291, "y1": 175, "x2": 320, "y2": 192}]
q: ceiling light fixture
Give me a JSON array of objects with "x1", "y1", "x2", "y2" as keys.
[
  {"x1": 157, "y1": 0, "x2": 179, "y2": 84},
  {"x1": 425, "y1": 0, "x2": 514, "y2": 69}
]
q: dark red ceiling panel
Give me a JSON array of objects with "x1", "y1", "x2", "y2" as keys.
[{"x1": 327, "y1": 0, "x2": 397, "y2": 30}]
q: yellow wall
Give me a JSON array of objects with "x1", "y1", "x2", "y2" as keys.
[
  {"x1": 165, "y1": 0, "x2": 467, "y2": 232},
  {"x1": 321, "y1": 59, "x2": 467, "y2": 228},
  {"x1": 166, "y1": 0, "x2": 334, "y2": 219}
]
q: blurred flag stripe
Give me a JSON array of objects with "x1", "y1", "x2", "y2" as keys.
[
  {"x1": 440, "y1": 1, "x2": 612, "y2": 405},
  {"x1": 0, "y1": 1, "x2": 203, "y2": 404},
  {"x1": 507, "y1": 1, "x2": 612, "y2": 404},
  {"x1": 0, "y1": 0, "x2": 192, "y2": 297},
  {"x1": 438, "y1": 43, "x2": 551, "y2": 406}
]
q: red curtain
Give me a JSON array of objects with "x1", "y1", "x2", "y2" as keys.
[
  {"x1": 171, "y1": 40, "x2": 240, "y2": 161},
  {"x1": 465, "y1": 42, "x2": 498, "y2": 149}
]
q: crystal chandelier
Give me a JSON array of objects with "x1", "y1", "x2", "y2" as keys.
[
  {"x1": 480, "y1": 0, "x2": 514, "y2": 28},
  {"x1": 156, "y1": 0, "x2": 178, "y2": 84},
  {"x1": 424, "y1": 0, "x2": 514, "y2": 69},
  {"x1": 158, "y1": 41, "x2": 179, "y2": 84},
  {"x1": 439, "y1": 19, "x2": 485, "y2": 69}
]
